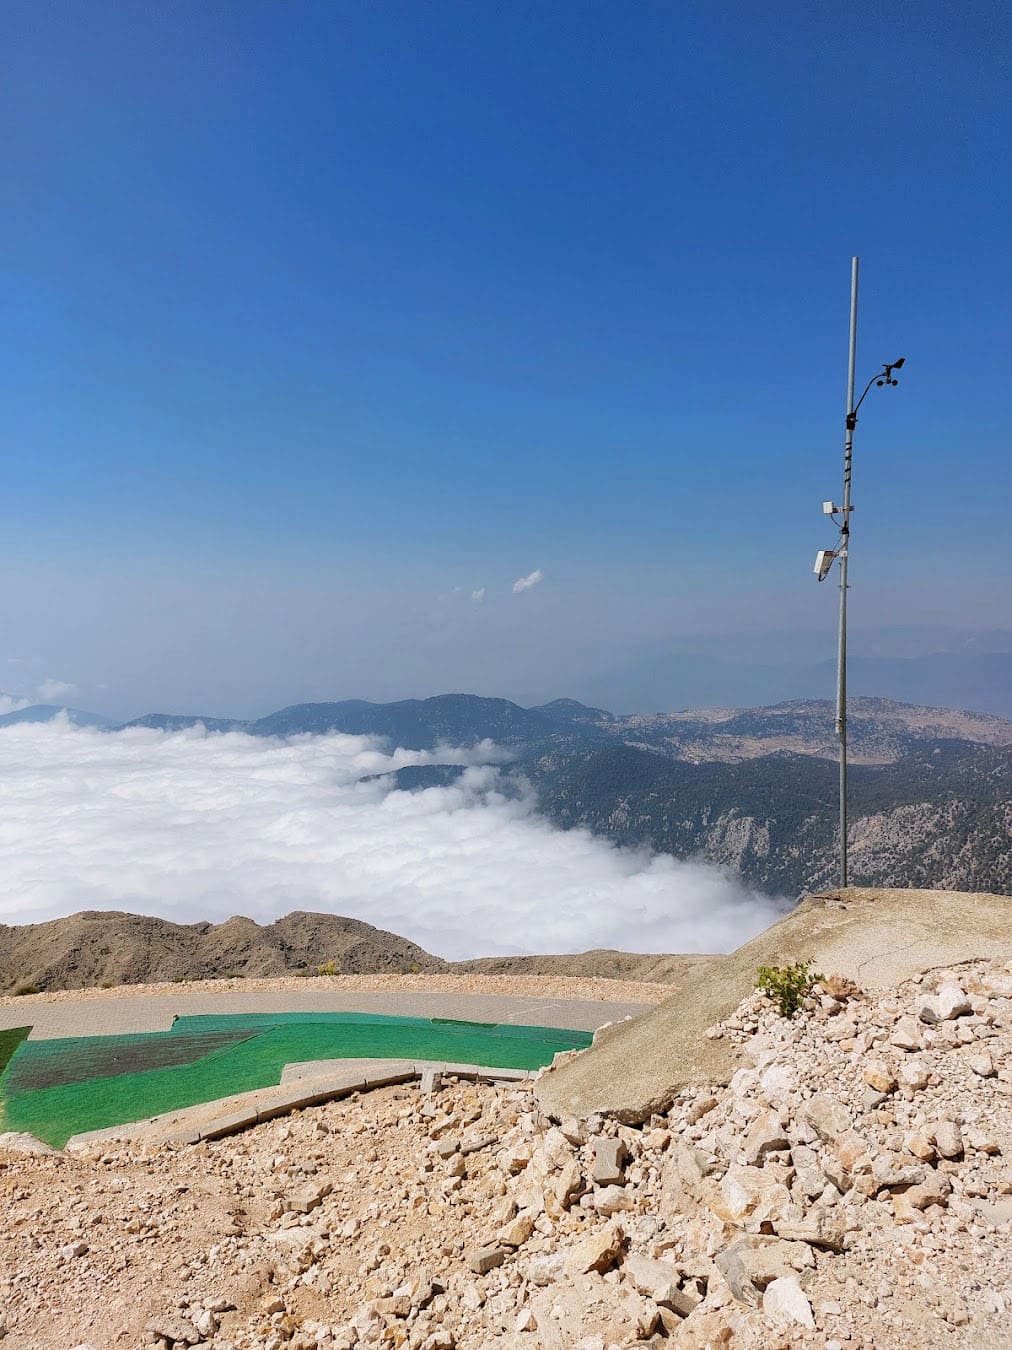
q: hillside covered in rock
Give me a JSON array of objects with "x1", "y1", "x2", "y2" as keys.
[
  {"x1": 0, "y1": 910, "x2": 714, "y2": 996},
  {"x1": 0, "y1": 911, "x2": 446, "y2": 994}
]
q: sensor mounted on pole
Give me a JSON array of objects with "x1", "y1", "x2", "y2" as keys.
[{"x1": 814, "y1": 549, "x2": 837, "y2": 582}]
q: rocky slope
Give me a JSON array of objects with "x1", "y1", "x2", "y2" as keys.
[
  {"x1": 0, "y1": 911, "x2": 446, "y2": 994},
  {"x1": 529, "y1": 738, "x2": 1012, "y2": 895},
  {"x1": 0, "y1": 911, "x2": 706, "y2": 996},
  {"x1": 2, "y1": 958, "x2": 1010, "y2": 1348}
]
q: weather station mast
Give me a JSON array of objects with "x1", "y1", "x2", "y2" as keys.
[{"x1": 814, "y1": 256, "x2": 904, "y2": 888}]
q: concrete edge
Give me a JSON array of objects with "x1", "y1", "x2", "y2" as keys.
[
  {"x1": 0, "y1": 1129, "x2": 60, "y2": 1157},
  {"x1": 63, "y1": 1057, "x2": 536, "y2": 1151}
]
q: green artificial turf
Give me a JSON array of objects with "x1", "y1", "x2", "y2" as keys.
[{"x1": 0, "y1": 1012, "x2": 591, "y2": 1148}]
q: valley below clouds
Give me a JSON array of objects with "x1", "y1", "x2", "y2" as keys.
[{"x1": 0, "y1": 720, "x2": 785, "y2": 959}]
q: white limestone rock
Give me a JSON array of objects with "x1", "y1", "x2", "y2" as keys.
[{"x1": 762, "y1": 1275, "x2": 816, "y2": 1329}]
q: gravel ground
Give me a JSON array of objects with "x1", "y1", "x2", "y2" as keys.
[
  {"x1": 0, "y1": 972, "x2": 675, "y2": 1012},
  {"x1": 2, "y1": 959, "x2": 1011, "y2": 1349}
]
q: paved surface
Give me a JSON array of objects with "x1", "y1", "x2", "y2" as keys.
[
  {"x1": 0, "y1": 987, "x2": 650, "y2": 1040},
  {"x1": 538, "y1": 887, "x2": 1012, "y2": 1123}
]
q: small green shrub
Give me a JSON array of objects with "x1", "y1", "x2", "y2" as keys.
[
  {"x1": 100, "y1": 980, "x2": 115, "y2": 989},
  {"x1": 13, "y1": 983, "x2": 41, "y2": 997},
  {"x1": 756, "y1": 961, "x2": 822, "y2": 1018},
  {"x1": 318, "y1": 960, "x2": 338, "y2": 977}
]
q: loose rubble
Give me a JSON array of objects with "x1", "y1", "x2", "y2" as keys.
[{"x1": 2, "y1": 958, "x2": 1011, "y2": 1348}]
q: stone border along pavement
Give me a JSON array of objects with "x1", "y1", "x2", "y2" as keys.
[{"x1": 60, "y1": 1058, "x2": 541, "y2": 1152}]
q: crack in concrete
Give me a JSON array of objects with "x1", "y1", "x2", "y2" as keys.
[{"x1": 854, "y1": 928, "x2": 936, "y2": 980}]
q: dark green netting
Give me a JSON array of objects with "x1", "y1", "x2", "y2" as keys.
[
  {"x1": 0, "y1": 1012, "x2": 591, "y2": 1148},
  {"x1": 2, "y1": 1028, "x2": 259, "y2": 1093}
]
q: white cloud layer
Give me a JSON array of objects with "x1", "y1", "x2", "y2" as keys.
[
  {"x1": 512, "y1": 569, "x2": 544, "y2": 594},
  {"x1": 0, "y1": 722, "x2": 786, "y2": 959},
  {"x1": 0, "y1": 694, "x2": 30, "y2": 716},
  {"x1": 470, "y1": 588, "x2": 486, "y2": 604}
]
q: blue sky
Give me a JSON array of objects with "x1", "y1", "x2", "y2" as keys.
[{"x1": 4, "y1": 1, "x2": 1010, "y2": 716}]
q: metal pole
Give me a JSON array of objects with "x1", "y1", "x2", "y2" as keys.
[{"x1": 837, "y1": 256, "x2": 859, "y2": 887}]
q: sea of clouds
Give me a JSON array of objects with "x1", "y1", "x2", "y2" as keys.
[{"x1": 0, "y1": 719, "x2": 787, "y2": 959}]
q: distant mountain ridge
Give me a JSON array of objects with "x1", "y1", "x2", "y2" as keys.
[
  {"x1": 14, "y1": 689, "x2": 1011, "y2": 759},
  {"x1": 121, "y1": 693, "x2": 617, "y2": 749},
  {"x1": 113, "y1": 691, "x2": 1012, "y2": 756},
  {"x1": 249, "y1": 694, "x2": 589, "y2": 747}
]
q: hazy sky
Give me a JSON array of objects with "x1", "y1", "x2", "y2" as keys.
[{"x1": 5, "y1": 2, "x2": 1010, "y2": 718}]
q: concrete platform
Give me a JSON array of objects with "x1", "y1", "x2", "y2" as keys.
[{"x1": 537, "y1": 887, "x2": 1012, "y2": 1124}]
